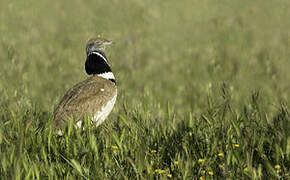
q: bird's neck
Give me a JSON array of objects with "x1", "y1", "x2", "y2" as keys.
[{"x1": 85, "y1": 51, "x2": 116, "y2": 84}]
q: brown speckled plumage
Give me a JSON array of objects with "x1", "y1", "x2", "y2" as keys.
[
  {"x1": 52, "y1": 37, "x2": 117, "y2": 131},
  {"x1": 53, "y1": 75, "x2": 117, "y2": 128}
]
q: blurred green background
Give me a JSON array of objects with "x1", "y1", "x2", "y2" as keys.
[
  {"x1": 1, "y1": 0, "x2": 290, "y2": 115},
  {"x1": 1, "y1": 0, "x2": 290, "y2": 178}
]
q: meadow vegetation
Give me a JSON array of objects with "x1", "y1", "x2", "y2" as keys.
[{"x1": 0, "y1": 0, "x2": 289, "y2": 179}]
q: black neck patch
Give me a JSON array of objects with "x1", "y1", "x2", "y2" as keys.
[{"x1": 85, "y1": 51, "x2": 111, "y2": 75}]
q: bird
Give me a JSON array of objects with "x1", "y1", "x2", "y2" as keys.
[{"x1": 52, "y1": 37, "x2": 117, "y2": 134}]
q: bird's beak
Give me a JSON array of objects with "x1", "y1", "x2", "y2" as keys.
[{"x1": 104, "y1": 41, "x2": 113, "y2": 46}]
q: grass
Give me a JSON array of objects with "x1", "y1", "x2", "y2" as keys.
[{"x1": 1, "y1": 0, "x2": 290, "y2": 179}]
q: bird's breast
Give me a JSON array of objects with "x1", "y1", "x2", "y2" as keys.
[{"x1": 93, "y1": 89, "x2": 117, "y2": 126}]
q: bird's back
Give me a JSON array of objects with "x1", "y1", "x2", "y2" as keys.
[{"x1": 53, "y1": 75, "x2": 117, "y2": 128}]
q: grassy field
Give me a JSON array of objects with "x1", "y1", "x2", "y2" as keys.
[{"x1": 1, "y1": 0, "x2": 290, "y2": 179}]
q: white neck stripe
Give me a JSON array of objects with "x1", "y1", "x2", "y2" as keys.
[
  {"x1": 98, "y1": 72, "x2": 115, "y2": 80},
  {"x1": 90, "y1": 51, "x2": 108, "y2": 63}
]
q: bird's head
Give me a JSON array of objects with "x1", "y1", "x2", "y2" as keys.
[{"x1": 86, "y1": 37, "x2": 112, "y2": 55}]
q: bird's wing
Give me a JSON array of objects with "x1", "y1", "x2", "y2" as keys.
[{"x1": 53, "y1": 76, "x2": 116, "y2": 127}]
